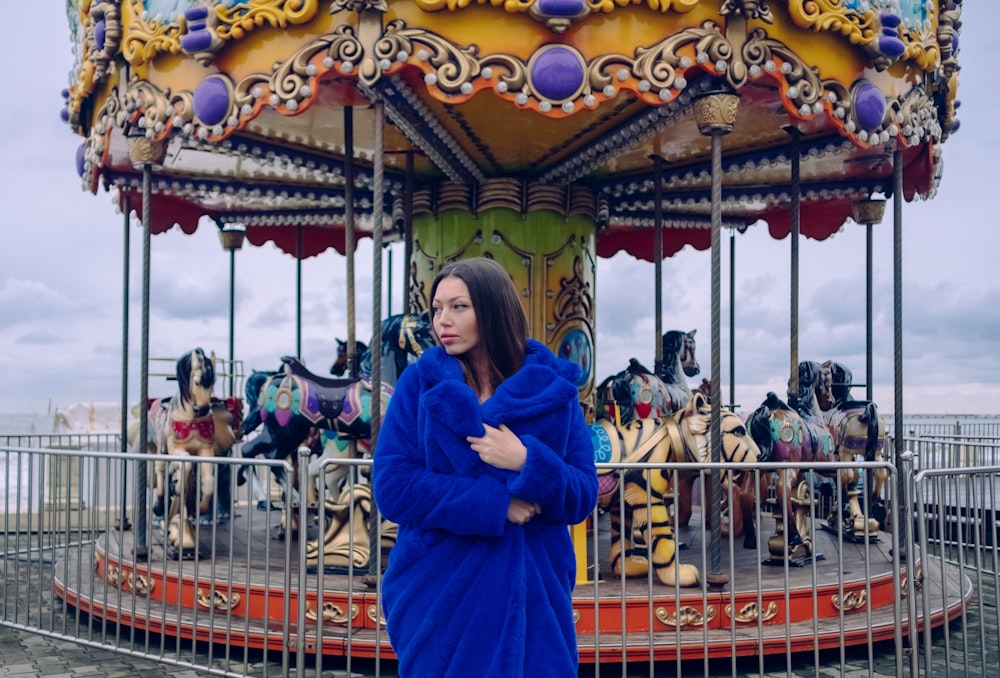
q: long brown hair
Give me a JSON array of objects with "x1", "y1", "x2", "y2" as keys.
[{"x1": 429, "y1": 257, "x2": 528, "y2": 394}]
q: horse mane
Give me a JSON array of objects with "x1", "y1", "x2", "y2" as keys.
[
  {"x1": 791, "y1": 360, "x2": 824, "y2": 415},
  {"x1": 659, "y1": 331, "x2": 684, "y2": 384},
  {"x1": 748, "y1": 393, "x2": 785, "y2": 463},
  {"x1": 242, "y1": 369, "x2": 275, "y2": 436},
  {"x1": 826, "y1": 360, "x2": 854, "y2": 405}
]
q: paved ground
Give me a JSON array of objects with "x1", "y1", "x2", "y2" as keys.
[{"x1": 2, "y1": 531, "x2": 996, "y2": 678}]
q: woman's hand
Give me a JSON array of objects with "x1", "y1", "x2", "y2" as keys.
[
  {"x1": 506, "y1": 497, "x2": 542, "y2": 525},
  {"x1": 467, "y1": 424, "x2": 527, "y2": 471}
]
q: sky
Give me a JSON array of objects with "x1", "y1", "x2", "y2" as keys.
[{"x1": 1, "y1": 3, "x2": 998, "y2": 420}]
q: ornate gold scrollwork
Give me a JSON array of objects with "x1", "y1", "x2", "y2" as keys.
[
  {"x1": 832, "y1": 589, "x2": 867, "y2": 612},
  {"x1": 306, "y1": 601, "x2": 359, "y2": 624},
  {"x1": 786, "y1": 0, "x2": 877, "y2": 46},
  {"x1": 587, "y1": 0, "x2": 699, "y2": 15},
  {"x1": 196, "y1": 588, "x2": 241, "y2": 612},
  {"x1": 217, "y1": 0, "x2": 319, "y2": 40},
  {"x1": 125, "y1": 571, "x2": 154, "y2": 597},
  {"x1": 367, "y1": 604, "x2": 386, "y2": 627},
  {"x1": 123, "y1": 0, "x2": 319, "y2": 65},
  {"x1": 122, "y1": 0, "x2": 184, "y2": 65},
  {"x1": 656, "y1": 605, "x2": 716, "y2": 628},
  {"x1": 105, "y1": 564, "x2": 122, "y2": 588},
  {"x1": 725, "y1": 600, "x2": 779, "y2": 623}
]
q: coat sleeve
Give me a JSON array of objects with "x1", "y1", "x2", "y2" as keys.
[
  {"x1": 507, "y1": 400, "x2": 598, "y2": 526},
  {"x1": 372, "y1": 369, "x2": 511, "y2": 538}
]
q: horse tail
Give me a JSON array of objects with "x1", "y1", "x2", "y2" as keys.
[{"x1": 862, "y1": 401, "x2": 879, "y2": 462}]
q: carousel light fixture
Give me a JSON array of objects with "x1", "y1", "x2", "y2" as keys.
[{"x1": 851, "y1": 197, "x2": 887, "y2": 225}]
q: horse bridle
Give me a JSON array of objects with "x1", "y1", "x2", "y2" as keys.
[{"x1": 398, "y1": 314, "x2": 427, "y2": 358}]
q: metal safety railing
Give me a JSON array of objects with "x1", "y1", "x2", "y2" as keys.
[{"x1": 2, "y1": 433, "x2": 999, "y2": 678}]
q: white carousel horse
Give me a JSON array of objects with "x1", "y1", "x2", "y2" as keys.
[
  {"x1": 130, "y1": 348, "x2": 236, "y2": 559},
  {"x1": 596, "y1": 329, "x2": 700, "y2": 427}
]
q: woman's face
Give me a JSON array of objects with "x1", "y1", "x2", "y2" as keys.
[{"x1": 431, "y1": 277, "x2": 480, "y2": 357}]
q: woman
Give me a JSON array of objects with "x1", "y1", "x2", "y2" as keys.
[{"x1": 373, "y1": 257, "x2": 598, "y2": 677}]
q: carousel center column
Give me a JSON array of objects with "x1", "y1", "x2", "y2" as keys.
[{"x1": 408, "y1": 179, "x2": 598, "y2": 418}]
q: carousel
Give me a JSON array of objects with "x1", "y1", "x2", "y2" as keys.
[{"x1": 55, "y1": 0, "x2": 967, "y2": 665}]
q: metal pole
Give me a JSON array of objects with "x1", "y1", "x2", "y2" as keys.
[
  {"x1": 404, "y1": 150, "x2": 415, "y2": 313},
  {"x1": 729, "y1": 227, "x2": 736, "y2": 409},
  {"x1": 119, "y1": 195, "x2": 131, "y2": 531},
  {"x1": 866, "y1": 222, "x2": 874, "y2": 402},
  {"x1": 786, "y1": 127, "x2": 802, "y2": 406},
  {"x1": 368, "y1": 103, "x2": 385, "y2": 577},
  {"x1": 135, "y1": 165, "x2": 152, "y2": 559},
  {"x1": 708, "y1": 129, "x2": 724, "y2": 580},
  {"x1": 345, "y1": 108, "x2": 357, "y2": 375},
  {"x1": 653, "y1": 156, "x2": 664, "y2": 374},
  {"x1": 228, "y1": 246, "x2": 236, "y2": 398},
  {"x1": 296, "y1": 224, "x2": 303, "y2": 360},
  {"x1": 892, "y1": 146, "x2": 905, "y2": 549}
]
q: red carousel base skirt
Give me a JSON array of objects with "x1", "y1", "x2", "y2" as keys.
[{"x1": 53, "y1": 507, "x2": 969, "y2": 664}]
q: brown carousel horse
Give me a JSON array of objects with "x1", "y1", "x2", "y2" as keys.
[
  {"x1": 591, "y1": 392, "x2": 760, "y2": 587},
  {"x1": 596, "y1": 330, "x2": 700, "y2": 427},
  {"x1": 747, "y1": 361, "x2": 839, "y2": 562},
  {"x1": 818, "y1": 360, "x2": 889, "y2": 532},
  {"x1": 133, "y1": 348, "x2": 236, "y2": 559}
]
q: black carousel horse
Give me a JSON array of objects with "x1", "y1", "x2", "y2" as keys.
[
  {"x1": 596, "y1": 330, "x2": 700, "y2": 427},
  {"x1": 329, "y1": 338, "x2": 368, "y2": 377},
  {"x1": 239, "y1": 312, "x2": 434, "y2": 538}
]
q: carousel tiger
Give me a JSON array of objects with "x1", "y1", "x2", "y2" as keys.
[{"x1": 590, "y1": 392, "x2": 760, "y2": 587}]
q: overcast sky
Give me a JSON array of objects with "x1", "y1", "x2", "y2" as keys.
[{"x1": 1, "y1": 4, "x2": 997, "y2": 419}]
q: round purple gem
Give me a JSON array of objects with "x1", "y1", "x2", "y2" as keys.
[
  {"x1": 531, "y1": 47, "x2": 584, "y2": 103},
  {"x1": 75, "y1": 143, "x2": 86, "y2": 177},
  {"x1": 536, "y1": 0, "x2": 586, "y2": 17},
  {"x1": 854, "y1": 82, "x2": 886, "y2": 132},
  {"x1": 193, "y1": 76, "x2": 231, "y2": 127},
  {"x1": 94, "y1": 20, "x2": 106, "y2": 50}
]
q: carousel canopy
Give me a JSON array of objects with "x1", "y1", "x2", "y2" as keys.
[{"x1": 64, "y1": 1, "x2": 961, "y2": 260}]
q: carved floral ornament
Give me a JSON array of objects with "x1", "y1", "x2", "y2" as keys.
[{"x1": 91, "y1": 16, "x2": 940, "y2": 155}]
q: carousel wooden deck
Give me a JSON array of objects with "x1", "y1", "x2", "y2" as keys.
[{"x1": 52, "y1": 504, "x2": 971, "y2": 664}]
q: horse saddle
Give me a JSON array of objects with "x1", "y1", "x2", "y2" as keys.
[{"x1": 280, "y1": 356, "x2": 360, "y2": 423}]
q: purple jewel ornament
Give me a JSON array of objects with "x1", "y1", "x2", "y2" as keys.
[
  {"x1": 854, "y1": 82, "x2": 886, "y2": 132},
  {"x1": 193, "y1": 76, "x2": 231, "y2": 127},
  {"x1": 531, "y1": 47, "x2": 584, "y2": 103}
]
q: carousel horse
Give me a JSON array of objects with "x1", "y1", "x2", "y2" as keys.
[
  {"x1": 596, "y1": 329, "x2": 700, "y2": 427},
  {"x1": 329, "y1": 338, "x2": 368, "y2": 376},
  {"x1": 134, "y1": 348, "x2": 236, "y2": 559},
  {"x1": 590, "y1": 392, "x2": 760, "y2": 587},
  {"x1": 358, "y1": 310, "x2": 433, "y2": 386},
  {"x1": 818, "y1": 360, "x2": 889, "y2": 531},
  {"x1": 240, "y1": 311, "x2": 433, "y2": 516},
  {"x1": 749, "y1": 360, "x2": 876, "y2": 562}
]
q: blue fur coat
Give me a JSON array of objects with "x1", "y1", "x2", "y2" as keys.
[{"x1": 373, "y1": 340, "x2": 598, "y2": 678}]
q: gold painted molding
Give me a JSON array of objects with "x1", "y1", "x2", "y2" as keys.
[
  {"x1": 656, "y1": 604, "x2": 717, "y2": 628},
  {"x1": 197, "y1": 588, "x2": 241, "y2": 611},
  {"x1": 122, "y1": 0, "x2": 319, "y2": 66},
  {"x1": 725, "y1": 600, "x2": 779, "y2": 623},
  {"x1": 306, "y1": 601, "x2": 359, "y2": 624},
  {"x1": 832, "y1": 589, "x2": 867, "y2": 612}
]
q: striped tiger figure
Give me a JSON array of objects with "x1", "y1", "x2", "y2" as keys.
[{"x1": 591, "y1": 392, "x2": 760, "y2": 587}]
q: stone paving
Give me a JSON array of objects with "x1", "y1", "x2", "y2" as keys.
[{"x1": 2, "y1": 531, "x2": 996, "y2": 678}]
